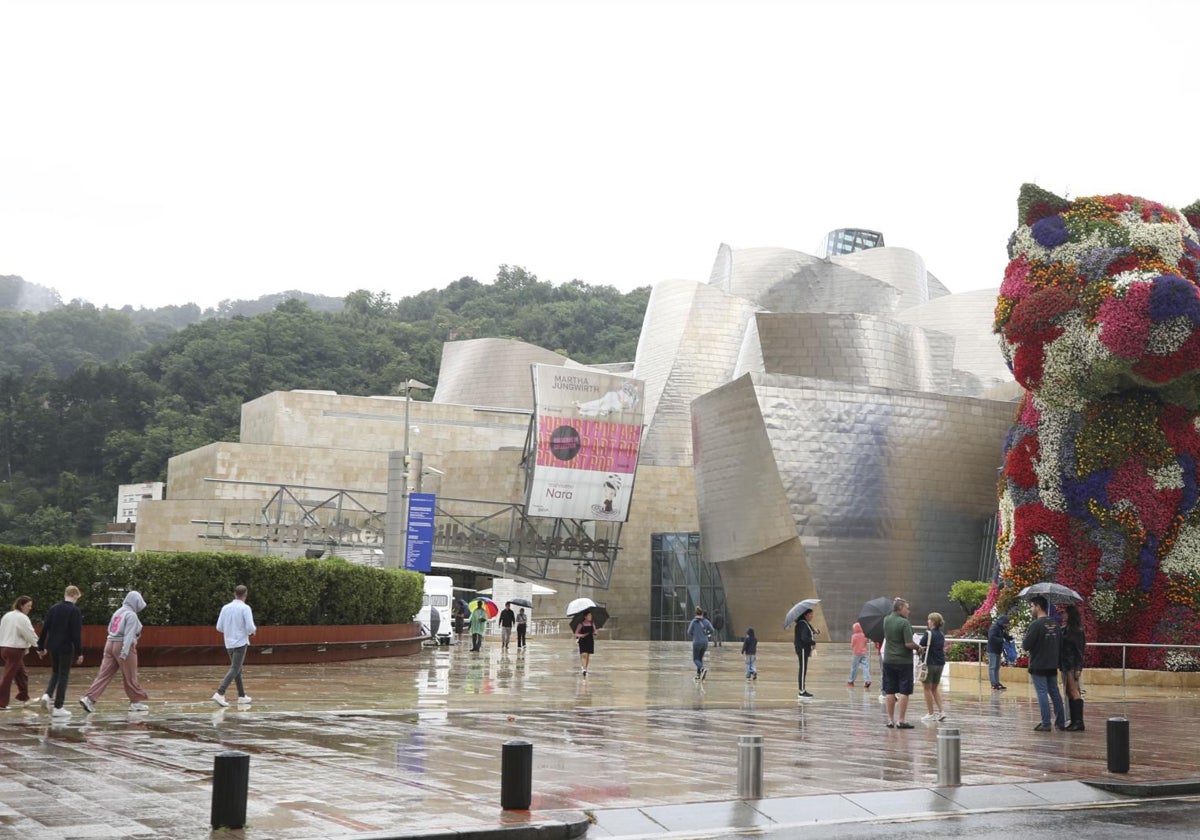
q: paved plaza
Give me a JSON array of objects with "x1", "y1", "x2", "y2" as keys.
[{"x1": 1, "y1": 636, "x2": 1198, "y2": 839}]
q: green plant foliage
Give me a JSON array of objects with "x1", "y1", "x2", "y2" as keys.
[
  {"x1": 948, "y1": 579, "x2": 990, "y2": 617},
  {"x1": 0, "y1": 545, "x2": 423, "y2": 626}
]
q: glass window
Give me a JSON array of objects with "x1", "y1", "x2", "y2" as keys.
[{"x1": 649, "y1": 532, "x2": 731, "y2": 642}]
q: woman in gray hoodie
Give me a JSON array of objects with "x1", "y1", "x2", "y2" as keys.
[{"x1": 79, "y1": 591, "x2": 150, "y2": 713}]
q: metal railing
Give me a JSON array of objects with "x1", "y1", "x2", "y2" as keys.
[{"x1": 948, "y1": 637, "x2": 1200, "y2": 690}]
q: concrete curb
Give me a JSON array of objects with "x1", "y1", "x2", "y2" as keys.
[
  {"x1": 306, "y1": 811, "x2": 591, "y2": 840},
  {"x1": 1082, "y1": 778, "x2": 1200, "y2": 798}
]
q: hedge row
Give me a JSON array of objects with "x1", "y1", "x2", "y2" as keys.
[{"x1": 0, "y1": 545, "x2": 424, "y2": 626}]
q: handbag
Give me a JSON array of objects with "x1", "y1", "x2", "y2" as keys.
[{"x1": 917, "y1": 634, "x2": 931, "y2": 681}]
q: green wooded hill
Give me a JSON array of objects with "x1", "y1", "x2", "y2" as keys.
[{"x1": 0, "y1": 266, "x2": 650, "y2": 546}]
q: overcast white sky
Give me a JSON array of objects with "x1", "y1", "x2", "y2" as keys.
[{"x1": 2, "y1": 0, "x2": 1197, "y2": 310}]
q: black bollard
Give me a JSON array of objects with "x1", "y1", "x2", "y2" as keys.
[
  {"x1": 500, "y1": 739, "x2": 533, "y2": 810},
  {"x1": 1106, "y1": 717, "x2": 1130, "y2": 774},
  {"x1": 211, "y1": 750, "x2": 250, "y2": 829}
]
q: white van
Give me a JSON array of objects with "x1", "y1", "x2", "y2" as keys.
[{"x1": 417, "y1": 575, "x2": 455, "y2": 645}]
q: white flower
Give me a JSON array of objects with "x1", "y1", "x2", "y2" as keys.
[
  {"x1": 1165, "y1": 650, "x2": 1200, "y2": 672},
  {"x1": 1090, "y1": 589, "x2": 1117, "y2": 622},
  {"x1": 1151, "y1": 461, "x2": 1184, "y2": 490},
  {"x1": 1124, "y1": 215, "x2": 1185, "y2": 265},
  {"x1": 1011, "y1": 227, "x2": 1050, "y2": 262},
  {"x1": 1147, "y1": 317, "x2": 1193, "y2": 355},
  {"x1": 1163, "y1": 520, "x2": 1200, "y2": 576}
]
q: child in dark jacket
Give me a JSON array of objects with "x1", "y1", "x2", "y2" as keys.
[{"x1": 741, "y1": 628, "x2": 758, "y2": 680}]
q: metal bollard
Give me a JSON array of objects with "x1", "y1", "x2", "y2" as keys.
[
  {"x1": 501, "y1": 739, "x2": 533, "y2": 810},
  {"x1": 1107, "y1": 717, "x2": 1130, "y2": 773},
  {"x1": 737, "y1": 735, "x2": 764, "y2": 799},
  {"x1": 936, "y1": 727, "x2": 961, "y2": 786},
  {"x1": 211, "y1": 751, "x2": 250, "y2": 829}
]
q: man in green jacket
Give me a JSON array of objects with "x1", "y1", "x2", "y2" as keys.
[{"x1": 881, "y1": 597, "x2": 921, "y2": 729}]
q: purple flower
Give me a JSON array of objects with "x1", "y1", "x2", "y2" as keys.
[
  {"x1": 1063, "y1": 469, "x2": 1111, "y2": 522},
  {"x1": 1078, "y1": 246, "x2": 1130, "y2": 283},
  {"x1": 1182, "y1": 454, "x2": 1200, "y2": 514},
  {"x1": 1139, "y1": 541, "x2": 1158, "y2": 592},
  {"x1": 1149, "y1": 274, "x2": 1200, "y2": 324},
  {"x1": 1031, "y1": 215, "x2": 1070, "y2": 248}
]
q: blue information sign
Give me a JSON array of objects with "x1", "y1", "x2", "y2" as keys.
[{"x1": 404, "y1": 492, "x2": 436, "y2": 572}]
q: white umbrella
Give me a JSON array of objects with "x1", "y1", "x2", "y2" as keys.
[
  {"x1": 784, "y1": 598, "x2": 821, "y2": 629},
  {"x1": 566, "y1": 597, "x2": 597, "y2": 616}
]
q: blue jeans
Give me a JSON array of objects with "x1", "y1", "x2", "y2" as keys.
[
  {"x1": 745, "y1": 654, "x2": 757, "y2": 677},
  {"x1": 1030, "y1": 671, "x2": 1065, "y2": 727},
  {"x1": 692, "y1": 640, "x2": 708, "y2": 673},
  {"x1": 988, "y1": 649, "x2": 1002, "y2": 686},
  {"x1": 848, "y1": 654, "x2": 870, "y2": 684}
]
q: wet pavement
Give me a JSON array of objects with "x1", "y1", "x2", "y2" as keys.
[{"x1": 1, "y1": 637, "x2": 1199, "y2": 839}]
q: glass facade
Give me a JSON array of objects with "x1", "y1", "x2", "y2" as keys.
[
  {"x1": 819, "y1": 228, "x2": 885, "y2": 257},
  {"x1": 650, "y1": 532, "x2": 730, "y2": 641}
]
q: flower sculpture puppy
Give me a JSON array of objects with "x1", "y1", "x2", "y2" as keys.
[{"x1": 987, "y1": 184, "x2": 1200, "y2": 669}]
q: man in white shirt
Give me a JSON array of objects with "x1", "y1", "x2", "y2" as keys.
[{"x1": 212, "y1": 585, "x2": 256, "y2": 707}]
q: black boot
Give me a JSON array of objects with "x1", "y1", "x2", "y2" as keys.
[{"x1": 1065, "y1": 698, "x2": 1085, "y2": 731}]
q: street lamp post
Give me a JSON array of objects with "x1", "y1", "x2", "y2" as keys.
[{"x1": 385, "y1": 378, "x2": 432, "y2": 569}]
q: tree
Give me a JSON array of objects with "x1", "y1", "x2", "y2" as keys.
[{"x1": 948, "y1": 580, "x2": 990, "y2": 617}]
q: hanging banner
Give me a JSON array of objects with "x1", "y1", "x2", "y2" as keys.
[
  {"x1": 526, "y1": 366, "x2": 645, "y2": 521},
  {"x1": 404, "y1": 492, "x2": 436, "y2": 572}
]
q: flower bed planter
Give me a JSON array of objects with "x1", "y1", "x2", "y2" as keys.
[{"x1": 28, "y1": 623, "x2": 423, "y2": 667}]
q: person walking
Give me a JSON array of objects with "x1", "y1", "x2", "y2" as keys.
[
  {"x1": 1023, "y1": 595, "x2": 1066, "y2": 732},
  {"x1": 515, "y1": 608, "x2": 528, "y2": 649},
  {"x1": 987, "y1": 614, "x2": 1012, "y2": 690},
  {"x1": 498, "y1": 602, "x2": 516, "y2": 651},
  {"x1": 917, "y1": 612, "x2": 946, "y2": 721},
  {"x1": 881, "y1": 597, "x2": 920, "y2": 728},
  {"x1": 712, "y1": 609, "x2": 725, "y2": 647},
  {"x1": 36, "y1": 585, "x2": 84, "y2": 719},
  {"x1": 687, "y1": 607, "x2": 715, "y2": 681},
  {"x1": 793, "y1": 607, "x2": 817, "y2": 698},
  {"x1": 212, "y1": 585, "x2": 256, "y2": 707},
  {"x1": 79, "y1": 591, "x2": 150, "y2": 713},
  {"x1": 741, "y1": 627, "x2": 758, "y2": 680},
  {"x1": 1060, "y1": 604, "x2": 1087, "y2": 731},
  {"x1": 468, "y1": 602, "x2": 487, "y2": 652},
  {"x1": 574, "y1": 610, "x2": 596, "y2": 676},
  {"x1": 0, "y1": 596, "x2": 39, "y2": 710},
  {"x1": 847, "y1": 621, "x2": 871, "y2": 689}
]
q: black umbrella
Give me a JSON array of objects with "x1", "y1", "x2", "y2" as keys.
[
  {"x1": 509, "y1": 597, "x2": 534, "y2": 609},
  {"x1": 569, "y1": 606, "x2": 609, "y2": 631},
  {"x1": 856, "y1": 596, "x2": 893, "y2": 644},
  {"x1": 1019, "y1": 583, "x2": 1083, "y2": 605}
]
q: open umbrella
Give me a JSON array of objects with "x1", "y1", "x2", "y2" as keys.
[
  {"x1": 508, "y1": 597, "x2": 534, "y2": 609},
  {"x1": 1019, "y1": 583, "x2": 1083, "y2": 605},
  {"x1": 856, "y1": 596, "x2": 894, "y2": 644},
  {"x1": 468, "y1": 597, "x2": 499, "y2": 619},
  {"x1": 783, "y1": 598, "x2": 821, "y2": 630},
  {"x1": 569, "y1": 605, "x2": 609, "y2": 631},
  {"x1": 566, "y1": 597, "x2": 598, "y2": 616}
]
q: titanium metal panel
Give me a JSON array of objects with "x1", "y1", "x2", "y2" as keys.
[
  {"x1": 433, "y1": 338, "x2": 577, "y2": 410},
  {"x1": 693, "y1": 374, "x2": 1015, "y2": 640},
  {"x1": 893, "y1": 287, "x2": 1012, "y2": 397},
  {"x1": 633, "y1": 279, "x2": 761, "y2": 467}
]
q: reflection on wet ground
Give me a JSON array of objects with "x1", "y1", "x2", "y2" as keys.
[{"x1": 1, "y1": 638, "x2": 1197, "y2": 838}]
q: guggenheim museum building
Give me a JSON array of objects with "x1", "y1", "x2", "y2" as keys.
[{"x1": 134, "y1": 230, "x2": 1018, "y2": 642}]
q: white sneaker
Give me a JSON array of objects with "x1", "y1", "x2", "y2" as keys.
[
  {"x1": 79, "y1": 696, "x2": 95, "y2": 713},
  {"x1": 211, "y1": 692, "x2": 230, "y2": 707},
  {"x1": 51, "y1": 707, "x2": 71, "y2": 718},
  {"x1": 129, "y1": 703, "x2": 150, "y2": 712},
  {"x1": 920, "y1": 713, "x2": 936, "y2": 721},
  {"x1": 39, "y1": 694, "x2": 51, "y2": 711},
  {"x1": 936, "y1": 711, "x2": 946, "y2": 721},
  {"x1": 236, "y1": 696, "x2": 252, "y2": 705}
]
